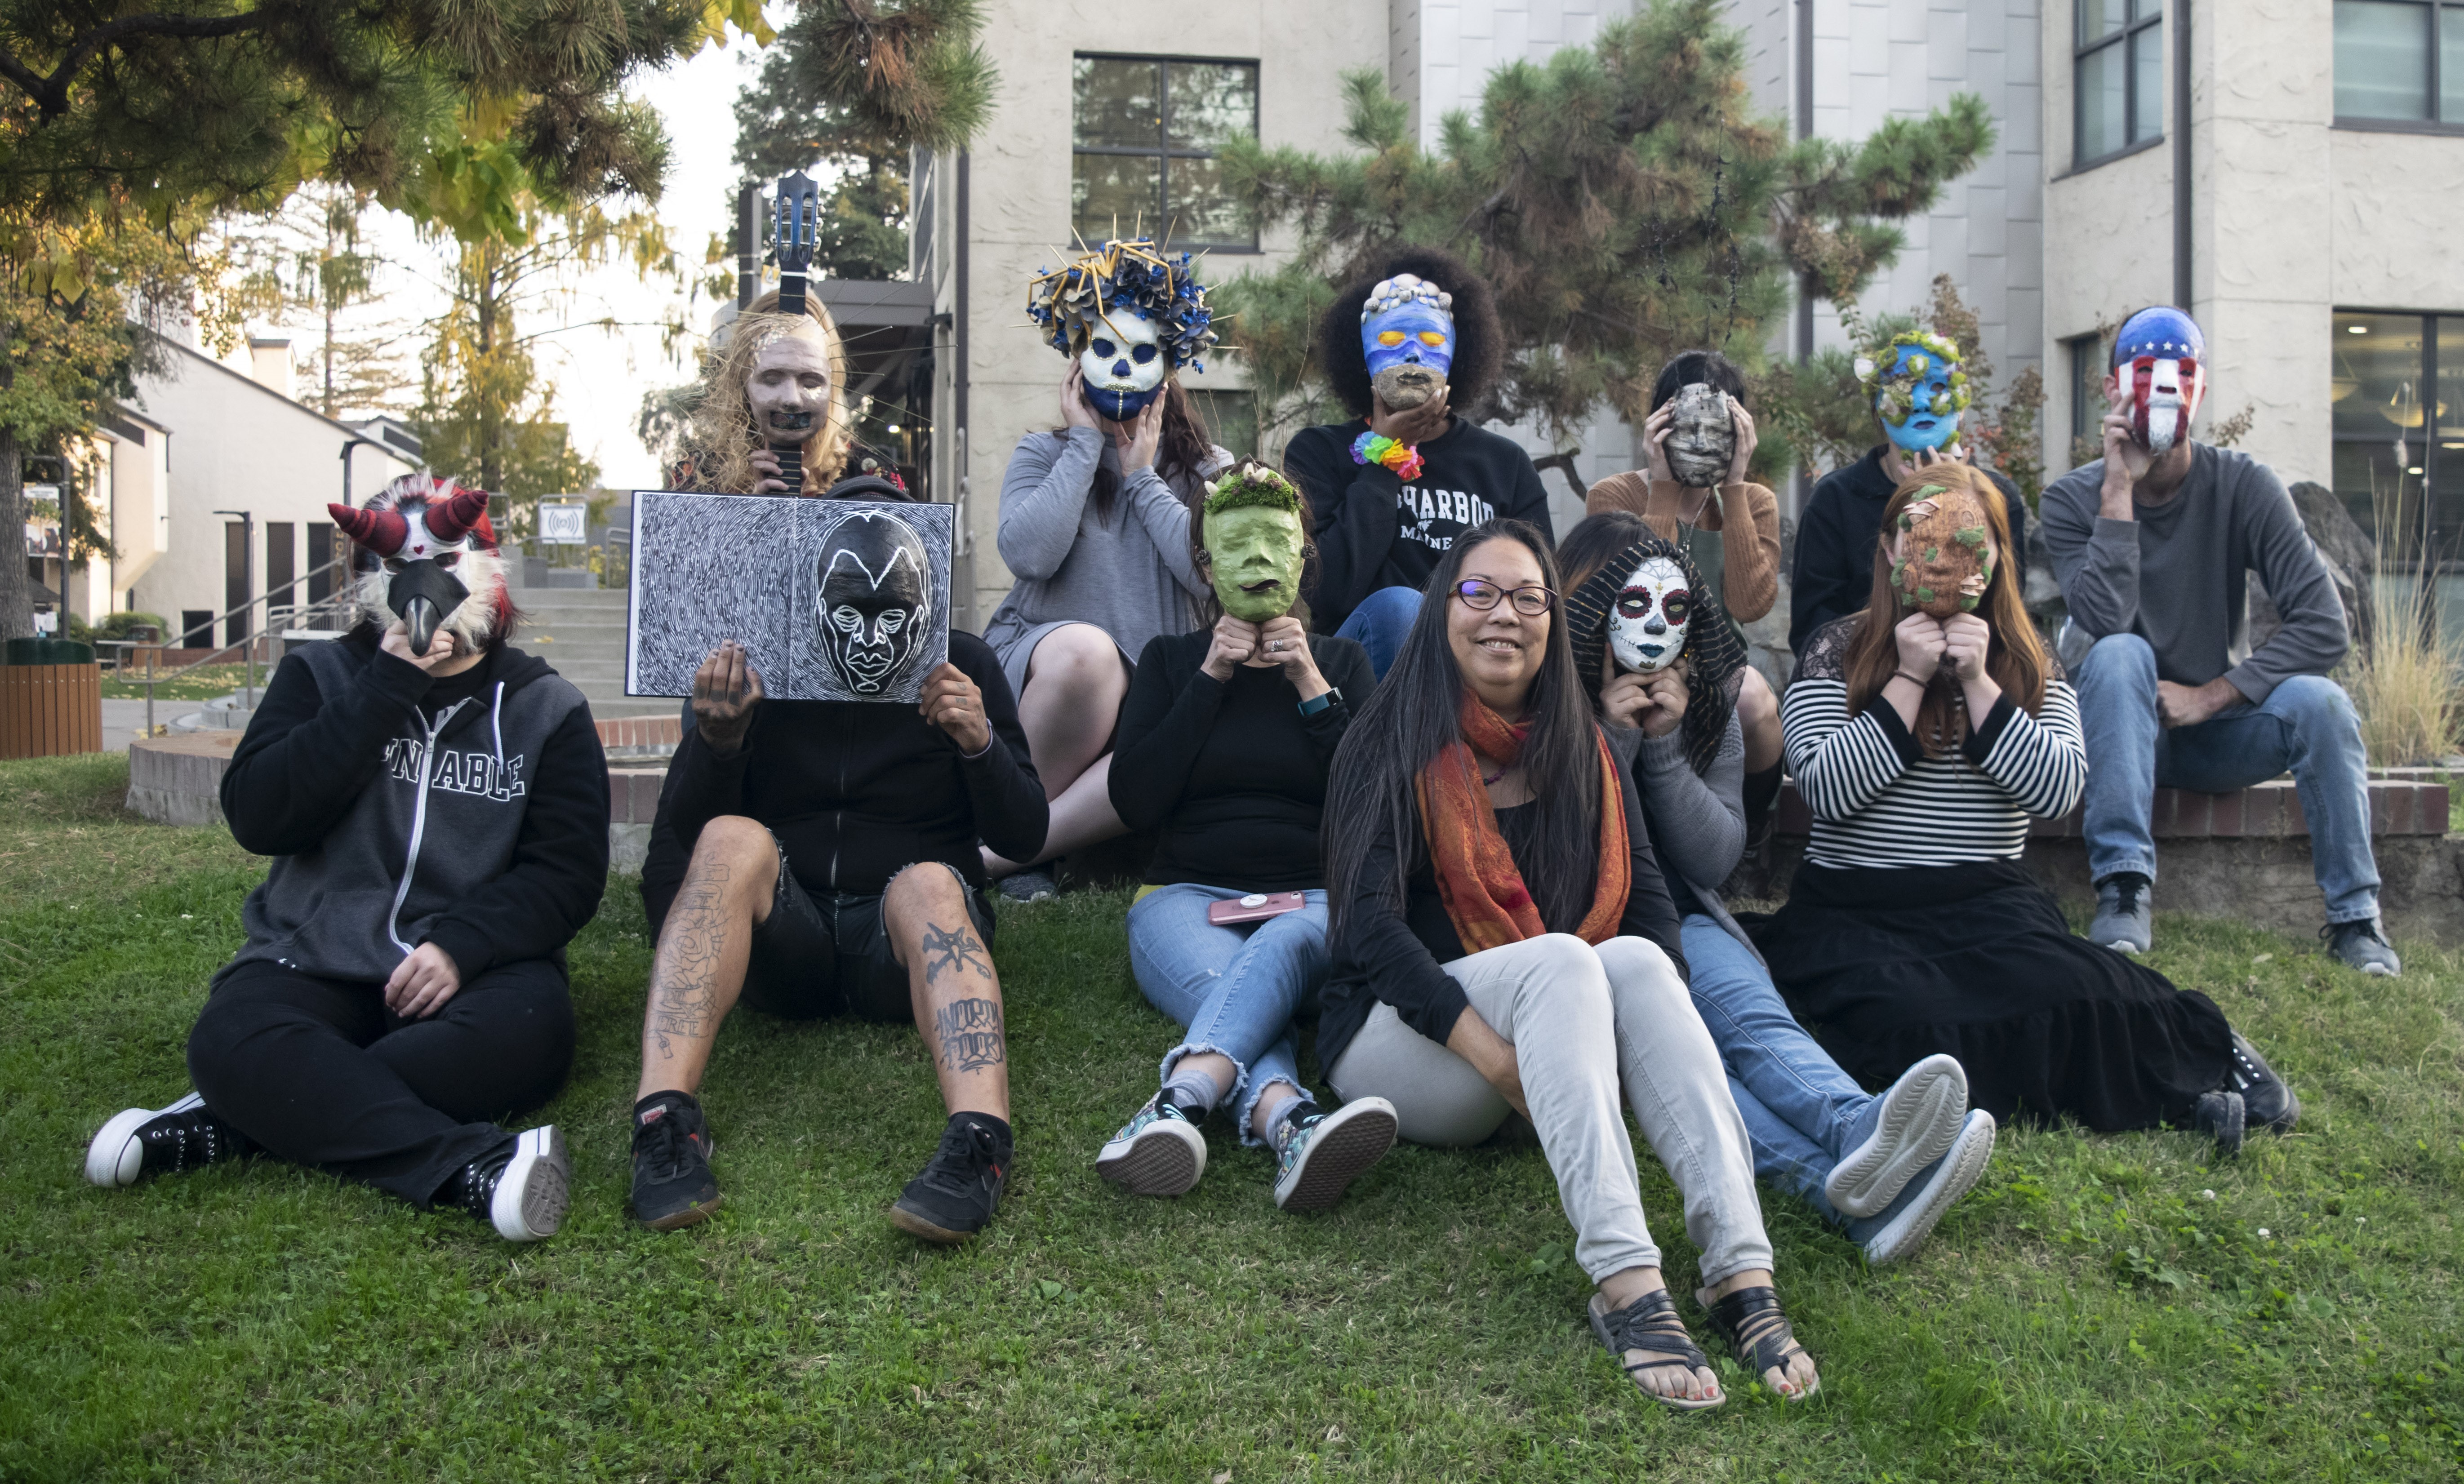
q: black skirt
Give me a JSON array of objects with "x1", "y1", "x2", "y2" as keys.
[{"x1": 1753, "y1": 860, "x2": 2233, "y2": 1132}]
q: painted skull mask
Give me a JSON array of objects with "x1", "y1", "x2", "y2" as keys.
[
  {"x1": 1205, "y1": 502, "x2": 1306, "y2": 622},
  {"x1": 1864, "y1": 333, "x2": 1970, "y2": 453},
  {"x1": 1664, "y1": 382, "x2": 1737, "y2": 487},
  {"x1": 1610, "y1": 555, "x2": 1692, "y2": 673},
  {"x1": 1360, "y1": 273, "x2": 1456, "y2": 411},
  {"x1": 1080, "y1": 310, "x2": 1166, "y2": 421},
  {"x1": 817, "y1": 509, "x2": 932, "y2": 696},
  {"x1": 331, "y1": 475, "x2": 508, "y2": 655},
  {"x1": 1891, "y1": 484, "x2": 1997, "y2": 617},
  {"x1": 2113, "y1": 306, "x2": 2206, "y2": 456}
]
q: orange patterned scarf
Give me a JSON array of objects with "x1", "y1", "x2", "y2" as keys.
[{"x1": 1416, "y1": 693, "x2": 1630, "y2": 952}]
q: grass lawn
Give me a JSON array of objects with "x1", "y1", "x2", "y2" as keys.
[
  {"x1": 1, "y1": 753, "x2": 2459, "y2": 1481},
  {"x1": 98, "y1": 663, "x2": 259, "y2": 702}
]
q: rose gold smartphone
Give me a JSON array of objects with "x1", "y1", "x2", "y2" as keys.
[{"x1": 1206, "y1": 891, "x2": 1309, "y2": 926}]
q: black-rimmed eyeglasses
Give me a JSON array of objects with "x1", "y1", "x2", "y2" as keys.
[{"x1": 1452, "y1": 580, "x2": 1556, "y2": 617}]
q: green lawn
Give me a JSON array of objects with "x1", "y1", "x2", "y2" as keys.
[
  {"x1": 98, "y1": 662, "x2": 259, "y2": 702},
  {"x1": 1, "y1": 753, "x2": 2459, "y2": 1481}
]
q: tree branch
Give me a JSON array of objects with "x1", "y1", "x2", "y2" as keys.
[{"x1": 1, "y1": 11, "x2": 279, "y2": 118}]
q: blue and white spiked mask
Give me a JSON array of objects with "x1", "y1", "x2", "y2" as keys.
[{"x1": 1079, "y1": 309, "x2": 1166, "y2": 421}]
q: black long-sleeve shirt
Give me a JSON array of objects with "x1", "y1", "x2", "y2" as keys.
[
  {"x1": 1284, "y1": 416, "x2": 1555, "y2": 633},
  {"x1": 640, "y1": 631, "x2": 1046, "y2": 931},
  {"x1": 1788, "y1": 445, "x2": 2030, "y2": 654},
  {"x1": 1108, "y1": 630, "x2": 1375, "y2": 892},
  {"x1": 1316, "y1": 746, "x2": 1687, "y2": 1072}
]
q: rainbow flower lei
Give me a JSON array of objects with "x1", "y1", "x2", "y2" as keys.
[{"x1": 1351, "y1": 430, "x2": 1423, "y2": 481}]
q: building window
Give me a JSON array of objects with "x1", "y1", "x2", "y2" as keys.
[
  {"x1": 2335, "y1": 1, "x2": 2464, "y2": 124},
  {"x1": 2075, "y1": 0, "x2": 2164, "y2": 167},
  {"x1": 1072, "y1": 55, "x2": 1259, "y2": 251},
  {"x1": 2331, "y1": 312, "x2": 2459, "y2": 564},
  {"x1": 2069, "y1": 333, "x2": 2108, "y2": 462}
]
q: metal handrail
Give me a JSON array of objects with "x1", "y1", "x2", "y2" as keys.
[{"x1": 101, "y1": 552, "x2": 356, "y2": 735}]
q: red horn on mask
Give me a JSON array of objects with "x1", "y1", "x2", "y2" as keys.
[
  {"x1": 420, "y1": 484, "x2": 491, "y2": 546},
  {"x1": 328, "y1": 502, "x2": 409, "y2": 556}
]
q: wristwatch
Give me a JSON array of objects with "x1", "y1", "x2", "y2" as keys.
[{"x1": 1297, "y1": 688, "x2": 1341, "y2": 717}]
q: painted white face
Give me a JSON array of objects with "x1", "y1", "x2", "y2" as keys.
[
  {"x1": 747, "y1": 326, "x2": 834, "y2": 443},
  {"x1": 1609, "y1": 555, "x2": 1691, "y2": 673},
  {"x1": 1079, "y1": 310, "x2": 1166, "y2": 420}
]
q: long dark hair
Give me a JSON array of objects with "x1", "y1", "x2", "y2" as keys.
[
  {"x1": 1324, "y1": 519, "x2": 1605, "y2": 935},
  {"x1": 1054, "y1": 378, "x2": 1216, "y2": 524},
  {"x1": 1649, "y1": 347, "x2": 1748, "y2": 414}
]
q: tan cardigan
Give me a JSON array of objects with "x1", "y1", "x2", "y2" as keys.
[{"x1": 1583, "y1": 472, "x2": 1782, "y2": 624}]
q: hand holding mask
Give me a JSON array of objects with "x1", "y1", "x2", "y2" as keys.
[
  {"x1": 1027, "y1": 240, "x2": 1217, "y2": 424},
  {"x1": 1890, "y1": 484, "x2": 1996, "y2": 618},
  {"x1": 1662, "y1": 383, "x2": 1737, "y2": 489},
  {"x1": 1608, "y1": 554, "x2": 1693, "y2": 674},
  {"x1": 2111, "y1": 306, "x2": 2206, "y2": 456},
  {"x1": 1361, "y1": 273, "x2": 1456, "y2": 413}
]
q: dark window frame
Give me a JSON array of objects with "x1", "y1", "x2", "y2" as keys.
[
  {"x1": 2068, "y1": 332, "x2": 2108, "y2": 458},
  {"x1": 2332, "y1": 0, "x2": 2460, "y2": 128},
  {"x1": 2073, "y1": 0, "x2": 2166, "y2": 171},
  {"x1": 2329, "y1": 307, "x2": 2449, "y2": 568},
  {"x1": 1071, "y1": 53, "x2": 1262, "y2": 253}
]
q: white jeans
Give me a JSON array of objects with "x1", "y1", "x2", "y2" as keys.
[{"x1": 1329, "y1": 933, "x2": 1774, "y2": 1286}]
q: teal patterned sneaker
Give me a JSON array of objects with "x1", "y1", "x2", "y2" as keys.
[
  {"x1": 1095, "y1": 1097, "x2": 1206, "y2": 1197},
  {"x1": 1272, "y1": 1098, "x2": 1397, "y2": 1212}
]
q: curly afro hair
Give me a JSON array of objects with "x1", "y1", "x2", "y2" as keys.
[{"x1": 1319, "y1": 245, "x2": 1503, "y2": 420}]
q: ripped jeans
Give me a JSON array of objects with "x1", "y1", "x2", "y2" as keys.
[{"x1": 1124, "y1": 884, "x2": 1330, "y2": 1145}]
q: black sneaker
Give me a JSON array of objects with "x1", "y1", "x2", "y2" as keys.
[
  {"x1": 85, "y1": 1093, "x2": 250, "y2": 1188},
  {"x1": 449, "y1": 1126, "x2": 571, "y2": 1242},
  {"x1": 2194, "y1": 1090, "x2": 2246, "y2": 1156},
  {"x1": 2322, "y1": 919, "x2": 2401, "y2": 977},
  {"x1": 631, "y1": 1093, "x2": 721, "y2": 1231},
  {"x1": 890, "y1": 1114, "x2": 1010, "y2": 1244},
  {"x1": 2226, "y1": 1032, "x2": 2299, "y2": 1133}
]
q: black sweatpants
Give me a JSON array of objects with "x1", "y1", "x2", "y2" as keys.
[{"x1": 186, "y1": 958, "x2": 575, "y2": 1207}]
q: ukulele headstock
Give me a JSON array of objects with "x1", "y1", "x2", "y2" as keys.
[{"x1": 772, "y1": 171, "x2": 820, "y2": 309}]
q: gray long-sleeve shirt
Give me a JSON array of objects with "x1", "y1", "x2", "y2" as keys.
[
  {"x1": 981, "y1": 427, "x2": 1225, "y2": 672},
  {"x1": 1606, "y1": 711, "x2": 1759, "y2": 956},
  {"x1": 2039, "y1": 445, "x2": 2348, "y2": 703}
]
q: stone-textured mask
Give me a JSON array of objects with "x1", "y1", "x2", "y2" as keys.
[
  {"x1": 1080, "y1": 309, "x2": 1166, "y2": 422},
  {"x1": 1360, "y1": 273, "x2": 1456, "y2": 411},
  {"x1": 1891, "y1": 484, "x2": 1996, "y2": 617},
  {"x1": 1664, "y1": 383, "x2": 1736, "y2": 487},
  {"x1": 1610, "y1": 554, "x2": 1692, "y2": 673},
  {"x1": 1201, "y1": 462, "x2": 1308, "y2": 622},
  {"x1": 818, "y1": 509, "x2": 932, "y2": 696},
  {"x1": 1860, "y1": 331, "x2": 1970, "y2": 453},
  {"x1": 2114, "y1": 306, "x2": 2206, "y2": 457}
]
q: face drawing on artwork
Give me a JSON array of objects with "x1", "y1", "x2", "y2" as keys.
[
  {"x1": 1360, "y1": 273, "x2": 1456, "y2": 411},
  {"x1": 2110, "y1": 307, "x2": 2206, "y2": 456},
  {"x1": 1609, "y1": 555, "x2": 1691, "y2": 673},
  {"x1": 1890, "y1": 484, "x2": 1997, "y2": 617},
  {"x1": 1664, "y1": 382, "x2": 1736, "y2": 488},
  {"x1": 1080, "y1": 309, "x2": 1166, "y2": 421},
  {"x1": 1205, "y1": 502, "x2": 1306, "y2": 622},
  {"x1": 747, "y1": 321, "x2": 834, "y2": 444},
  {"x1": 816, "y1": 510, "x2": 931, "y2": 695}
]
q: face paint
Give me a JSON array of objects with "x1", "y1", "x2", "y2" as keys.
[
  {"x1": 1890, "y1": 484, "x2": 1997, "y2": 617},
  {"x1": 333, "y1": 479, "x2": 508, "y2": 655},
  {"x1": 1664, "y1": 383, "x2": 1736, "y2": 487},
  {"x1": 1205, "y1": 502, "x2": 1306, "y2": 622},
  {"x1": 2113, "y1": 307, "x2": 2206, "y2": 456},
  {"x1": 1080, "y1": 310, "x2": 1166, "y2": 422},
  {"x1": 1609, "y1": 555, "x2": 1692, "y2": 673},
  {"x1": 1359, "y1": 273, "x2": 1456, "y2": 411},
  {"x1": 817, "y1": 510, "x2": 932, "y2": 696},
  {"x1": 1860, "y1": 332, "x2": 1970, "y2": 453}
]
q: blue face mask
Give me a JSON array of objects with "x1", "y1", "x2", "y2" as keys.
[
  {"x1": 1874, "y1": 342, "x2": 1965, "y2": 453},
  {"x1": 1361, "y1": 287, "x2": 1456, "y2": 411}
]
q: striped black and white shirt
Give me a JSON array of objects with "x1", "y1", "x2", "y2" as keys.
[{"x1": 1781, "y1": 617, "x2": 2087, "y2": 870}]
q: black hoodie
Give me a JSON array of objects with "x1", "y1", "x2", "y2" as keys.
[{"x1": 218, "y1": 628, "x2": 610, "y2": 985}]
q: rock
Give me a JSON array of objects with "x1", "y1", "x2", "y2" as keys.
[{"x1": 2249, "y1": 480, "x2": 2375, "y2": 653}]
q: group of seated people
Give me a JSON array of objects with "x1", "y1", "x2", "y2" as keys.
[{"x1": 82, "y1": 264, "x2": 2391, "y2": 1414}]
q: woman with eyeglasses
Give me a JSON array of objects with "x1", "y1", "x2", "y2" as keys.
[{"x1": 1316, "y1": 520, "x2": 1819, "y2": 1412}]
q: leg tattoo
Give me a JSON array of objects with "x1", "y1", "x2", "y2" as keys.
[
  {"x1": 920, "y1": 921, "x2": 993, "y2": 984},
  {"x1": 649, "y1": 865, "x2": 731, "y2": 1060},
  {"x1": 933, "y1": 997, "x2": 1006, "y2": 1075}
]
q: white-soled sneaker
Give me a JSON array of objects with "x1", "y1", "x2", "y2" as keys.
[
  {"x1": 455, "y1": 1126, "x2": 571, "y2": 1242},
  {"x1": 1095, "y1": 1097, "x2": 1207, "y2": 1197},
  {"x1": 1272, "y1": 1098, "x2": 1397, "y2": 1212},
  {"x1": 85, "y1": 1093, "x2": 249, "y2": 1188},
  {"x1": 1823, "y1": 1053, "x2": 1968, "y2": 1218},
  {"x1": 1858, "y1": 1110, "x2": 1997, "y2": 1267}
]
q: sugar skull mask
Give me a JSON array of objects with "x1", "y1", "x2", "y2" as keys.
[
  {"x1": 1360, "y1": 273, "x2": 1456, "y2": 411},
  {"x1": 1028, "y1": 240, "x2": 1218, "y2": 425},
  {"x1": 332, "y1": 475, "x2": 509, "y2": 656},
  {"x1": 818, "y1": 510, "x2": 931, "y2": 696},
  {"x1": 1664, "y1": 382, "x2": 1737, "y2": 487},
  {"x1": 1610, "y1": 555, "x2": 1692, "y2": 673},
  {"x1": 1890, "y1": 484, "x2": 1996, "y2": 617},
  {"x1": 1860, "y1": 331, "x2": 1971, "y2": 454},
  {"x1": 1080, "y1": 309, "x2": 1166, "y2": 422},
  {"x1": 2113, "y1": 307, "x2": 2206, "y2": 457}
]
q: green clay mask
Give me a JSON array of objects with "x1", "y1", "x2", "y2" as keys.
[{"x1": 1205, "y1": 503, "x2": 1306, "y2": 622}]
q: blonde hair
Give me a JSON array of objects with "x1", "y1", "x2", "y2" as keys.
[{"x1": 680, "y1": 289, "x2": 854, "y2": 493}]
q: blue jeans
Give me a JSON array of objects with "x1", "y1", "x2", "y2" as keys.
[
  {"x1": 1682, "y1": 914, "x2": 1873, "y2": 1235},
  {"x1": 1333, "y1": 585, "x2": 1424, "y2": 680},
  {"x1": 2072, "y1": 632, "x2": 2380, "y2": 924},
  {"x1": 1125, "y1": 884, "x2": 1330, "y2": 1145}
]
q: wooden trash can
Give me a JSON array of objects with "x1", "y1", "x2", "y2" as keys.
[{"x1": 1, "y1": 638, "x2": 104, "y2": 758}]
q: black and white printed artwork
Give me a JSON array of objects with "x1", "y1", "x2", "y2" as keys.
[{"x1": 626, "y1": 493, "x2": 954, "y2": 703}]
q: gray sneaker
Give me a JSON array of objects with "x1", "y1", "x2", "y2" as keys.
[
  {"x1": 2322, "y1": 919, "x2": 2401, "y2": 977},
  {"x1": 996, "y1": 868, "x2": 1058, "y2": 905},
  {"x1": 2090, "y1": 871, "x2": 2153, "y2": 955}
]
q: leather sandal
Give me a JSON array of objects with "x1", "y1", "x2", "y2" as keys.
[
  {"x1": 1588, "y1": 1289, "x2": 1724, "y2": 1412},
  {"x1": 1701, "y1": 1285, "x2": 1819, "y2": 1401}
]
